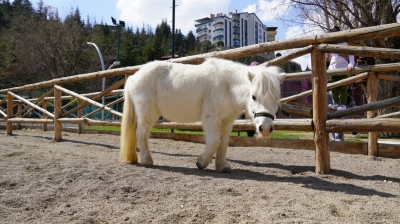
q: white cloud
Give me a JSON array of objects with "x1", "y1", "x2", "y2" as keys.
[
  {"x1": 242, "y1": 3, "x2": 257, "y2": 14},
  {"x1": 245, "y1": 0, "x2": 291, "y2": 22},
  {"x1": 281, "y1": 26, "x2": 313, "y2": 71},
  {"x1": 117, "y1": 0, "x2": 231, "y2": 35}
]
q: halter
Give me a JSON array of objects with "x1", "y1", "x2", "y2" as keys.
[{"x1": 253, "y1": 112, "x2": 275, "y2": 120}]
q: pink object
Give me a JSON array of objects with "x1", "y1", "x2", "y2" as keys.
[{"x1": 250, "y1": 61, "x2": 259, "y2": 66}]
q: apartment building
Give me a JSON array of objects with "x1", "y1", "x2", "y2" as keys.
[{"x1": 195, "y1": 10, "x2": 277, "y2": 49}]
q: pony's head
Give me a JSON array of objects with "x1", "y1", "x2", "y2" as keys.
[{"x1": 247, "y1": 66, "x2": 285, "y2": 138}]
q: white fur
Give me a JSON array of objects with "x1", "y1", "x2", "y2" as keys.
[{"x1": 120, "y1": 58, "x2": 285, "y2": 172}]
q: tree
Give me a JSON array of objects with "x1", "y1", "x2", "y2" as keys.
[
  {"x1": 265, "y1": 0, "x2": 400, "y2": 136},
  {"x1": 185, "y1": 30, "x2": 196, "y2": 54}
]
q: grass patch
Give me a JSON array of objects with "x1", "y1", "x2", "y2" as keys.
[
  {"x1": 271, "y1": 130, "x2": 309, "y2": 139},
  {"x1": 85, "y1": 126, "x2": 121, "y2": 131},
  {"x1": 84, "y1": 126, "x2": 370, "y2": 142},
  {"x1": 85, "y1": 126, "x2": 310, "y2": 139}
]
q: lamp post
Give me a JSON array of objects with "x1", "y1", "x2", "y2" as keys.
[
  {"x1": 87, "y1": 42, "x2": 106, "y2": 120},
  {"x1": 111, "y1": 17, "x2": 125, "y2": 64},
  {"x1": 111, "y1": 17, "x2": 125, "y2": 114},
  {"x1": 108, "y1": 61, "x2": 120, "y2": 70},
  {"x1": 172, "y1": 0, "x2": 175, "y2": 58}
]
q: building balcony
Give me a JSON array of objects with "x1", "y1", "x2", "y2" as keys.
[
  {"x1": 233, "y1": 30, "x2": 240, "y2": 35},
  {"x1": 196, "y1": 27, "x2": 207, "y2": 33},
  {"x1": 213, "y1": 22, "x2": 223, "y2": 27},
  {"x1": 197, "y1": 33, "x2": 207, "y2": 38},
  {"x1": 213, "y1": 28, "x2": 224, "y2": 32},
  {"x1": 233, "y1": 18, "x2": 240, "y2": 23},
  {"x1": 213, "y1": 34, "x2": 224, "y2": 40}
]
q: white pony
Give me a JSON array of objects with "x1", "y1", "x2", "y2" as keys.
[{"x1": 120, "y1": 58, "x2": 285, "y2": 172}]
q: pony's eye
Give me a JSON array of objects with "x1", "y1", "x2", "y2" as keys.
[{"x1": 251, "y1": 95, "x2": 256, "y2": 101}]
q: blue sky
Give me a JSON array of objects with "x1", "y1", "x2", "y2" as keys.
[{"x1": 30, "y1": 0, "x2": 312, "y2": 69}]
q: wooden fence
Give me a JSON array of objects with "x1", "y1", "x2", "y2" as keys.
[{"x1": 1, "y1": 23, "x2": 400, "y2": 174}]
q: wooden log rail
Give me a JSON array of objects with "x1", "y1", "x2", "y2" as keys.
[
  {"x1": 61, "y1": 78, "x2": 125, "y2": 117},
  {"x1": 262, "y1": 46, "x2": 313, "y2": 66},
  {"x1": 27, "y1": 89, "x2": 124, "y2": 102},
  {"x1": 326, "y1": 118, "x2": 400, "y2": 133},
  {"x1": 54, "y1": 85, "x2": 123, "y2": 118},
  {"x1": 14, "y1": 89, "x2": 54, "y2": 118},
  {"x1": 328, "y1": 95, "x2": 400, "y2": 119},
  {"x1": 7, "y1": 91, "x2": 54, "y2": 118},
  {"x1": 281, "y1": 72, "x2": 369, "y2": 103},
  {"x1": 83, "y1": 97, "x2": 125, "y2": 118}
]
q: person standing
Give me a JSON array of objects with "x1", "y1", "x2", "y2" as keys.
[
  {"x1": 327, "y1": 26, "x2": 355, "y2": 111},
  {"x1": 326, "y1": 26, "x2": 355, "y2": 141}
]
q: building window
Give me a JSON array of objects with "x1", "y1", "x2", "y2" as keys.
[
  {"x1": 255, "y1": 21, "x2": 258, "y2": 44},
  {"x1": 229, "y1": 21, "x2": 231, "y2": 47}
]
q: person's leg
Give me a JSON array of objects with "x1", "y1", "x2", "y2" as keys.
[
  {"x1": 330, "y1": 76, "x2": 340, "y2": 104},
  {"x1": 338, "y1": 84, "x2": 348, "y2": 106}
]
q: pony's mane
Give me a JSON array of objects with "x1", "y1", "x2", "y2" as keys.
[
  {"x1": 203, "y1": 57, "x2": 246, "y2": 68},
  {"x1": 203, "y1": 58, "x2": 284, "y2": 103},
  {"x1": 252, "y1": 66, "x2": 284, "y2": 104}
]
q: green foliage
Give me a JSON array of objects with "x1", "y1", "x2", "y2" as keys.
[
  {"x1": 233, "y1": 55, "x2": 267, "y2": 65},
  {"x1": 279, "y1": 61, "x2": 302, "y2": 73}
]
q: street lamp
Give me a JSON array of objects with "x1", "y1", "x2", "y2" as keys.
[
  {"x1": 171, "y1": 1, "x2": 178, "y2": 58},
  {"x1": 108, "y1": 61, "x2": 120, "y2": 70},
  {"x1": 111, "y1": 17, "x2": 125, "y2": 63},
  {"x1": 87, "y1": 42, "x2": 106, "y2": 120},
  {"x1": 111, "y1": 17, "x2": 125, "y2": 114}
]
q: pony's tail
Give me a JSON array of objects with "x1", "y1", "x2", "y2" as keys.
[{"x1": 120, "y1": 89, "x2": 138, "y2": 164}]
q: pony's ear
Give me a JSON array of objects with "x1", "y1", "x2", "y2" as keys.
[
  {"x1": 278, "y1": 72, "x2": 286, "y2": 83},
  {"x1": 247, "y1": 72, "x2": 255, "y2": 82}
]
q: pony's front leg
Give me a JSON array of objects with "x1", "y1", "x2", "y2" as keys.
[
  {"x1": 215, "y1": 121, "x2": 234, "y2": 173},
  {"x1": 196, "y1": 118, "x2": 221, "y2": 170},
  {"x1": 136, "y1": 122, "x2": 154, "y2": 167},
  {"x1": 196, "y1": 132, "x2": 220, "y2": 170}
]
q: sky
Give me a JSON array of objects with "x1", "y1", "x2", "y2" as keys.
[{"x1": 30, "y1": 0, "x2": 312, "y2": 70}]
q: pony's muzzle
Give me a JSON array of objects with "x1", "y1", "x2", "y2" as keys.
[{"x1": 258, "y1": 125, "x2": 273, "y2": 137}]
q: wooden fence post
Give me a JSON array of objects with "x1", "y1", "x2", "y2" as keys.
[
  {"x1": 367, "y1": 72, "x2": 378, "y2": 156},
  {"x1": 78, "y1": 99, "x2": 82, "y2": 134},
  {"x1": 6, "y1": 92, "x2": 13, "y2": 135},
  {"x1": 42, "y1": 100, "x2": 47, "y2": 131},
  {"x1": 17, "y1": 102, "x2": 22, "y2": 130},
  {"x1": 311, "y1": 46, "x2": 330, "y2": 174},
  {"x1": 54, "y1": 87, "x2": 62, "y2": 141}
]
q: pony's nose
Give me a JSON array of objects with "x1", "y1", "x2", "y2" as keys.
[{"x1": 258, "y1": 126, "x2": 273, "y2": 133}]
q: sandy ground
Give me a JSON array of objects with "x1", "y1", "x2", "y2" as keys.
[{"x1": 0, "y1": 129, "x2": 399, "y2": 223}]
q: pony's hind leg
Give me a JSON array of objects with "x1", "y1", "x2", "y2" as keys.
[
  {"x1": 215, "y1": 121, "x2": 234, "y2": 173},
  {"x1": 136, "y1": 121, "x2": 154, "y2": 166}
]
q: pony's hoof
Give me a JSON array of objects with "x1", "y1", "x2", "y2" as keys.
[
  {"x1": 216, "y1": 165, "x2": 232, "y2": 173},
  {"x1": 196, "y1": 162, "x2": 205, "y2": 170},
  {"x1": 196, "y1": 160, "x2": 210, "y2": 170},
  {"x1": 140, "y1": 159, "x2": 154, "y2": 167},
  {"x1": 141, "y1": 163, "x2": 154, "y2": 167}
]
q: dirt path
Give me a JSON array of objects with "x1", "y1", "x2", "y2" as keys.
[{"x1": 1, "y1": 129, "x2": 399, "y2": 223}]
